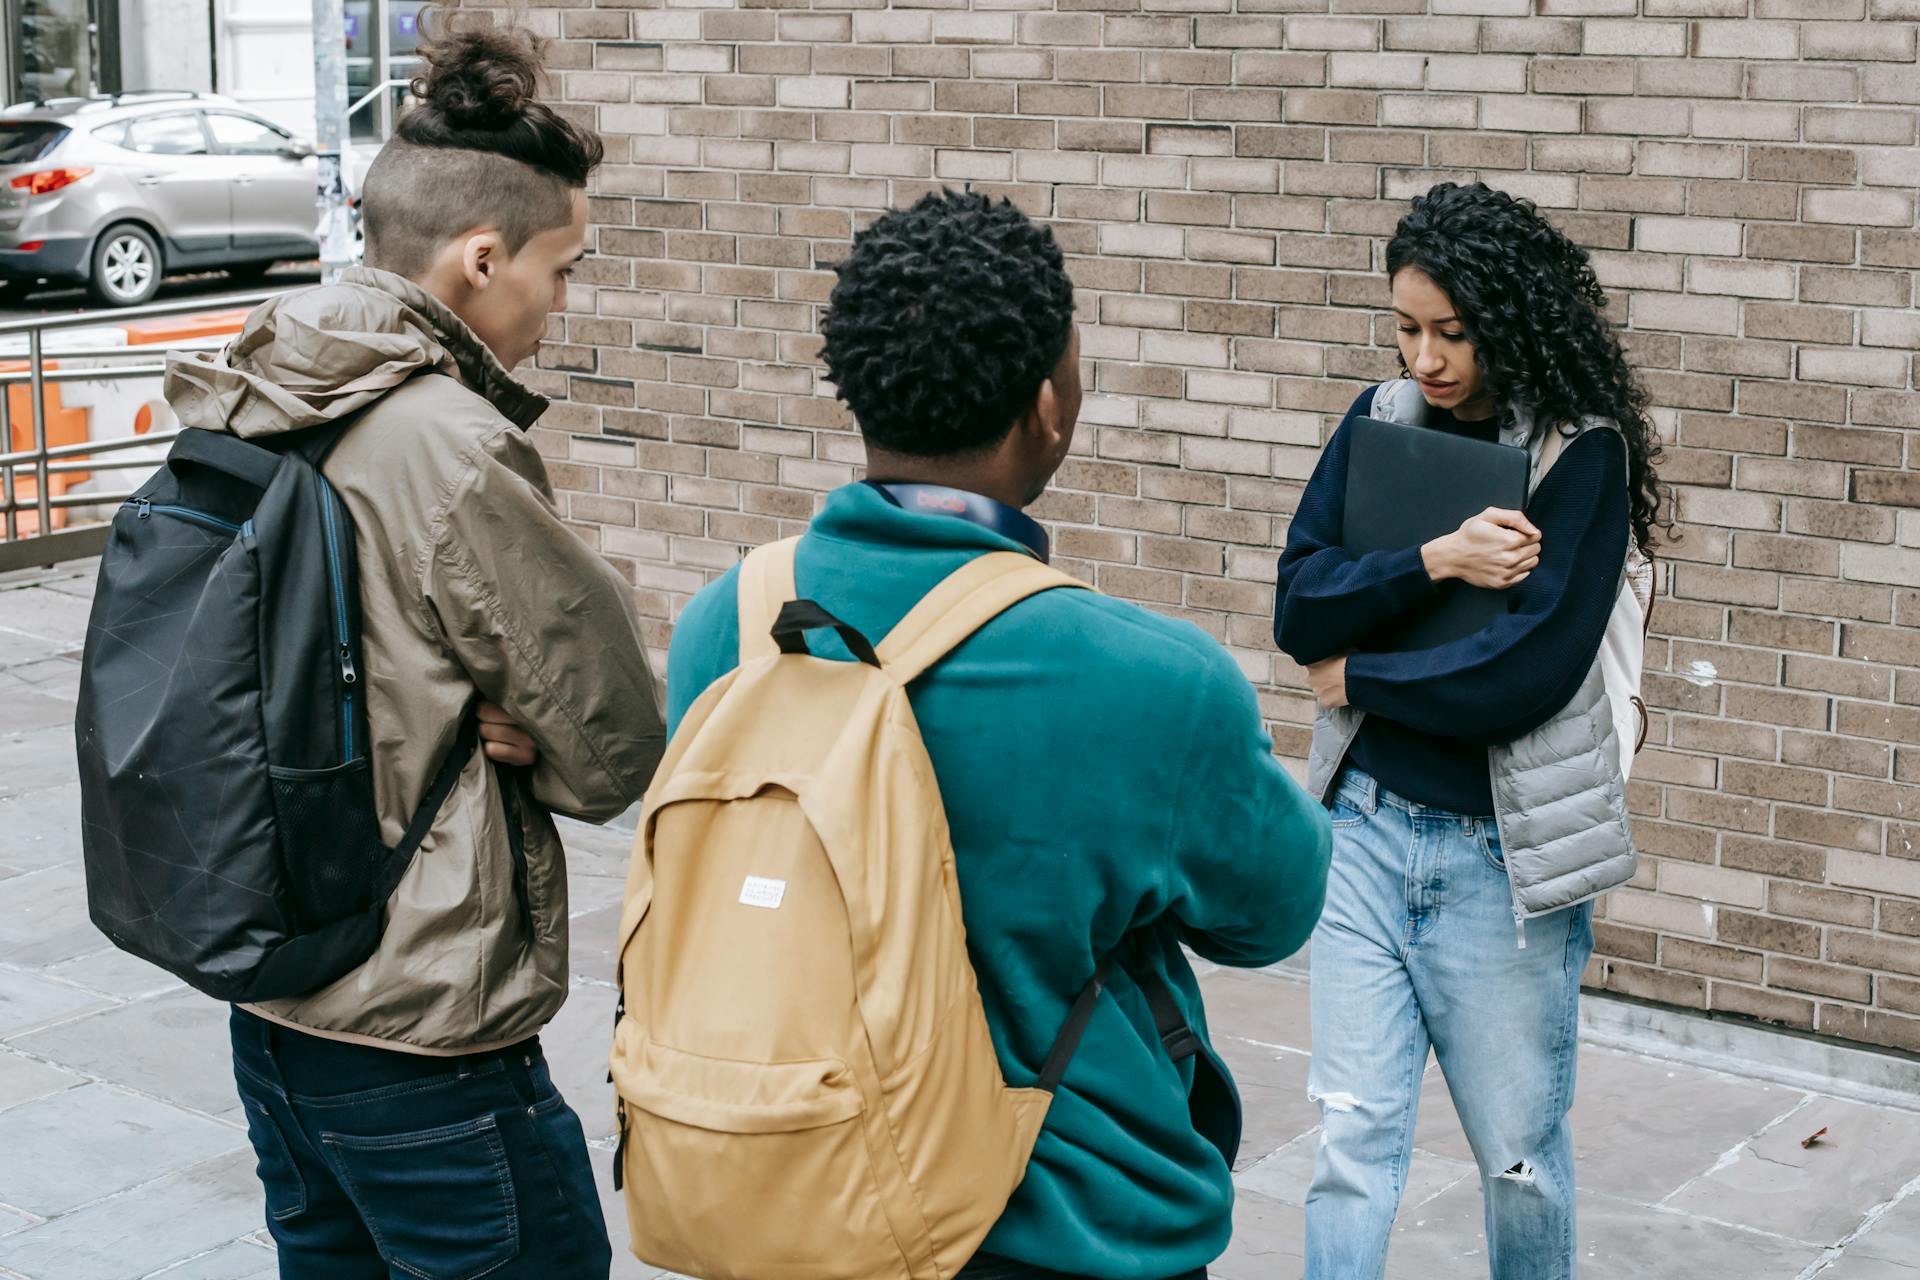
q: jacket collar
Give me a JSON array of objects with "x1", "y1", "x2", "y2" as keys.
[
  {"x1": 812, "y1": 481, "x2": 1040, "y2": 559},
  {"x1": 338, "y1": 266, "x2": 548, "y2": 430}
]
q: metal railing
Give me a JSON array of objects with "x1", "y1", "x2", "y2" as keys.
[{"x1": 0, "y1": 289, "x2": 288, "y2": 573}]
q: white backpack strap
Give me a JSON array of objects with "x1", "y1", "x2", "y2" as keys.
[
  {"x1": 736, "y1": 536, "x2": 800, "y2": 665},
  {"x1": 876, "y1": 552, "x2": 1089, "y2": 686}
]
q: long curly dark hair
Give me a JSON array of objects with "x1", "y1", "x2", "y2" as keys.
[{"x1": 1387, "y1": 183, "x2": 1668, "y2": 556}]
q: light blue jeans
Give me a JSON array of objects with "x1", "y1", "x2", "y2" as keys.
[{"x1": 1303, "y1": 768, "x2": 1595, "y2": 1280}]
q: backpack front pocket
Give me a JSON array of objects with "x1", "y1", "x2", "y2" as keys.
[{"x1": 612, "y1": 1031, "x2": 911, "y2": 1280}]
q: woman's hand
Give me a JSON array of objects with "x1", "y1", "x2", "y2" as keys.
[
  {"x1": 477, "y1": 702, "x2": 539, "y2": 767},
  {"x1": 1307, "y1": 655, "x2": 1349, "y2": 710},
  {"x1": 1422, "y1": 507, "x2": 1541, "y2": 589}
]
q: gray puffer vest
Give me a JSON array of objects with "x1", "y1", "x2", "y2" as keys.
[{"x1": 1304, "y1": 379, "x2": 1637, "y2": 932}]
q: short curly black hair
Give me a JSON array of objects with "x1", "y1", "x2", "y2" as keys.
[
  {"x1": 821, "y1": 190, "x2": 1076, "y2": 458},
  {"x1": 1388, "y1": 182, "x2": 1669, "y2": 556}
]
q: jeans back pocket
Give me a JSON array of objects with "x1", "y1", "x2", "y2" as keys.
[{"x1": 324, "y1": 1113, "x2": 519, "y2": 1280}]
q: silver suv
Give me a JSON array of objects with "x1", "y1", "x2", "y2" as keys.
[{"x1": 0, "y1": 92, "x2": 358, "y2": 307}]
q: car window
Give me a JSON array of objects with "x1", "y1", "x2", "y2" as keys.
[
  {"x1": 90, "y1": 122, "x2": 127, "y2": 147},
  {"x1": 125, "y1": 113, "x2": 209, "y2": 156},
  {"x1": 205, "y1": 113, "x2": 291, "y2": 156},
  {"x1": 0, "y1": 122, "x2": 70, "y2": 164}
]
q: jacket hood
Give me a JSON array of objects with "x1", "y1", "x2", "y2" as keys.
[{"x1": 164, "y1": 266, "x2": 547, "y2": 440}]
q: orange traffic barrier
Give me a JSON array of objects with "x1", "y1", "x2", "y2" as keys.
[
  {"x1": 3, "y1": 306, "x2": 250, "y2": 539},
  {"x1": 120, "y1": 308, "x2": 253, "y2": 347},
  {"x1": 5, "y1": 360, "x2": 90, "y2": 536}
]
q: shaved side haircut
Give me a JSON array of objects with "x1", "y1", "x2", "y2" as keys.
[{"x1": 360, "y1": 18, "x2": 603, "y2": 278}]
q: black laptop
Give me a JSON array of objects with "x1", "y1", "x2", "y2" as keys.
[{"x1": 1343, "y1": 416, "x2": 1530, "y2": 652}]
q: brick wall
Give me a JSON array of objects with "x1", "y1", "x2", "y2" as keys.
[{"x1": 460, "y1": 0, "x2": 1920, "y2": 1054}]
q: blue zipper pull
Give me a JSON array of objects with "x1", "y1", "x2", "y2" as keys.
[
  {"x1": 338, "y1": 643, "x2": 358, "y2": 686},
  {"x1": 135, "y1": 498, "x2": 151, "y2": 519}
]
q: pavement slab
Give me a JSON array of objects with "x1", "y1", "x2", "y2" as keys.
[
  {"x1": 0, "y1": 1153, "x2": 261, "y2": 1280},
  {"x1": 1213, "y1": 1189, "x2": 1307, "y2": 1280},
  {"x1": 1380, "y1": 1180, "x2": 1827, "y2": 1280},
  {"x1": 543, "y1": 976, "x2": 622, "y2": 1145},
  {"x1": 1824, "y1": 1184, "x2": 1920, "y2": 1277},
  {"x1": 1210, "y1": 1034, "x2": 1320, "y2": 1171},
  {"x1": 0, "y1": 784, "x2": 87, "y2": 875},
  {"x1": 10, "y1": 988, "x2": 241, "y2": 1121},
  {"x1": 0, "y1": 726, "x2": 83, "y2": 804},
  {"x1": 1566, "y1": 1049, "x2": 1809, "y2": 1204},
  {"x1": 1236, "y1": 1130, "x2": 1478, "y2": 1213},
  {"x1": 0, "y1": 681, "x2": 75, "y2": 735},
  {"x1": 0, "y1": 864, "x2": 104, "y2": 969},
  {"x1": 0, "y1": 967, "x2": 106, "y2": 1039},
  {"x1": 38, "y1": 947, "x2": 182, "y2": 1003},
  {"x1": 0, "y1": 1083, "x2": 244, "y2": 1218},
  {"x1": 1665, "y1": 1095, "x2": 1920, "y2": 1245},
  {"x1": 143, "y1": 1240, "x2": 278, "y2": 1280},
  {"x1": 0, "y1": 587, "x2": 94, "y2": 649},
  {"x1": 0, "y1": 1047, "x2": 79, "y2": 1113}
]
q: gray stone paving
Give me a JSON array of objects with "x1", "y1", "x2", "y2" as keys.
[{"x1": 4, "y1": 562, "x2": 1920, "y2": 1280}]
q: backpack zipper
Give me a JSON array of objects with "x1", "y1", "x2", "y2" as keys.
[
  {"x1": 128, "y1": 500, "x2": 242, "y2": 534},
  {"x1": 317, "y1": 476, "x2": 357, "y2": 760}
]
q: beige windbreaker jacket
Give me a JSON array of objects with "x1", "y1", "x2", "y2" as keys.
[{"x1": 165, "y1": 266, "x2": 665, "y2": 1053}]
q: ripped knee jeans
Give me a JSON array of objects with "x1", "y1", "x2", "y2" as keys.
[{"x1": 1301, "y1": 768, "x2": 1594, "y2": 1280}]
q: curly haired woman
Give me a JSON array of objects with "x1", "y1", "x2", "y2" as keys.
[{"x1": 1272, "y1": 183, "x2": 1667, "y2": 1280}]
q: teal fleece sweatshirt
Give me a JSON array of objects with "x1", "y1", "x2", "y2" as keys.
[{"x1": 664, "y1": 482, "x2": 1331, "y2": 1279}]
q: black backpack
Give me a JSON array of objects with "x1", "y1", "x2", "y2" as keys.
[{"x1": 76, "y1": 425, "x2": 477, "y2": 1003}]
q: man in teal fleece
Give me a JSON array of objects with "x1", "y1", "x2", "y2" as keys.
[{"x1": 663, "y1": 189, "x2": 1331, "y2": 1280}]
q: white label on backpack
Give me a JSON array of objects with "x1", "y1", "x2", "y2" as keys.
[{"x1": 739, "y1": 876, "x2": 787, "y2": 910}]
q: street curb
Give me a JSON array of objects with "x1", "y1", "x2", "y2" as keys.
[{"x1": 1580, "y1": 991, "x2": 1920, "y2": 1113}]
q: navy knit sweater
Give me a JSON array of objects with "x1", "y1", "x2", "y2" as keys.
[{"x1": 1274, "y1": 386, "x2": 1630, "y2": 815}]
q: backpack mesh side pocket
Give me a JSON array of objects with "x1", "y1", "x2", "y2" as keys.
[{"x1": 269, "y1": 759, "x2": 384, "y2": 929}]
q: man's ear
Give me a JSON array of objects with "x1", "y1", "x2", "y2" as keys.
[
  {"x1": 459, "y1": 230, "x2": 507, "y2": 292},
  {"x1": 1028, "y1": 375, "x2": 1064, "y2": 450}
]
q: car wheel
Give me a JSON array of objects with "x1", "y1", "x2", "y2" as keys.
[{"x1": 87, "y1": 225, "x2": 162, "y2": 307}]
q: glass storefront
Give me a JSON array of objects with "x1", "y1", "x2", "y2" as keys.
[
  {"x1": 344, "y1": 0, "x2": 423, "y2": 141},
  {"x1": 10, "y1": 0, "x2": 105, "y2": 103}
]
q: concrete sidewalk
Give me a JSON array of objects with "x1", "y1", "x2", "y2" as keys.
[{"x1": 3, "y1": 561, "x2": 1919, "y2": 1280}]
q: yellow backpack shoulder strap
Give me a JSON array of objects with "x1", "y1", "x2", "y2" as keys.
[
  {"x1": 736, "y1": 536, "x2": 801, "y2": 665},
  {"x1": 877, "y1": 552, "x2": 1089, "y2": 686}
]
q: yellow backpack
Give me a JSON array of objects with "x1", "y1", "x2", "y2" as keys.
[{"x1": 610, "y1": 537, "x2": 1106, "y2": 1280}]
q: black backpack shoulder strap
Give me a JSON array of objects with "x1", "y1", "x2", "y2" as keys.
[
  {"x1": 282, "y1": 418, "x2": 357, "y2": 470},
  {"x1": 1034, "y1": 935, "x2": 1203, "y2": 1093}
]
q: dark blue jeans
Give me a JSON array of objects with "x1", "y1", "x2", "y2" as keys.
[{"x1": 229, "y1": 1007, "x2": 612, "y2": 1280}]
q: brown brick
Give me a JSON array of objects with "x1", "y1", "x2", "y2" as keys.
[
  {"x1": 1719, "y1": 911, "x2": 1822, "y2": 959},
  {"x1": 1831, "y1": 930, "x2": 1920, "y2": 979},
  {"x1": 1878, "y1": 977, "x2": 1920, "y2": 1018},
  {"x1": 1711, "y1": 981, "x2": 1817, "y2": 1030},
  {"x1": 1769, "y1": 956, "x2": 1874, "y2": 1003},
  {"x1": 1664, "y1": 938, "x2": 1765, "y2": 983},
  {"x1": 1775, "y1": 884, "x2": 1876, "y2": 931},
  {"x1": 1593, "y1": 959, "x2": 1709, "y2": 1009},
  {"x1": 1820, "y1": 1005, "x2": 1920, "y2": 1055}
]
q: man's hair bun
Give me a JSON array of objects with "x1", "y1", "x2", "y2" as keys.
[
  {"x1": 388, "y1": 9, "x2": 603, "y2": 187},
  {"x1": 360, "y1": 9, "x2": 605, "y2": 277},
  {"x1": 411, "y1": 26, "x2": 539, "y2": 132}
]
